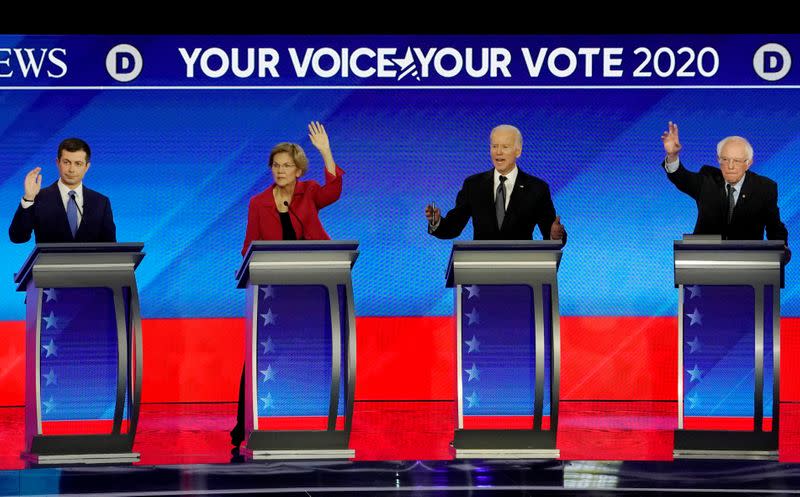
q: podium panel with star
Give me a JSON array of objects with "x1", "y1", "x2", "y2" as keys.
[
  {"x1": 446, "y1": 240, "x2": 562, "y2": 459},
  {"x1": 673, "y1": 238, "x2": 785, "y2": 459},
  {"x1": 236, "y1": 241, "x2": 358, "y2": 460},
  {"x1": 14, "y1": 243, "x2": 145, "y2": 465}
]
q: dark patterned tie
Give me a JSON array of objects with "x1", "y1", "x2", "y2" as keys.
[
  {"x1": 726, "y1": 184, "x2": 735, "y2": 224},
  {"x1": 495, "y1": 175, "x2": 507, "y2": 228}
]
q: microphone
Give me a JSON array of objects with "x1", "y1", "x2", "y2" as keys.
[{"x1": 283, "y1": 201, "x2": 305, "y2": 240}]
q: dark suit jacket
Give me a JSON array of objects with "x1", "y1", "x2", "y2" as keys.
[
  {"x1": 666, "y1": 162, "x2": 788, "y2": 243},
  {"x1": 9, "y1": 182, "x2": 116, "y2": 243},
  {"x1": 431, "y1": 168, "x2": 561, "y2": 241}
]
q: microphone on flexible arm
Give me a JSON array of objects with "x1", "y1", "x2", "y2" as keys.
[{"x1": 283, "y1": 201, "x2": 305, "y2": 240}]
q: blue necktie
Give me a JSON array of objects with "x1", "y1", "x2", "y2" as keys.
[{"x1": 67, "y1": 191, "x2": 78, "y2": 238}]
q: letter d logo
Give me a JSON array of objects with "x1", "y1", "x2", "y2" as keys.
[
  {"x1": 106, "y1": 44, "x2": 143, "y2": 82},
  {"x1": 753, "y1": 43, "x2": 791, "y2": 81}
]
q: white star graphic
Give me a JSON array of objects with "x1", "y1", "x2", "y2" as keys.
[
  {"x1": 686, "y1": 308, "x2": 703, "y2": 326},
  {"x1": 260, "y1": 308, "x2": 277, "y2": 326},
  {"x1": 464, "y1": 285, "x2": 480, "y2": 299},
  {"x1": 465, "y1": 363, "x2": 480, "y2": 382},
  {"x1": 260, "y1": 285, "x2": 275, "y2": 300},
  {"x1": 687, "y1": 392, "x2": 699, "y2": 409},
  {"x1": 260, "y1": 364, "x2": 276, "y2": 382},
  {"x1": 465, "y1": 335, "x2": 480, "y2": 353},
  {"x1": 687, "y1": 336, "x2": 701, "y2": 353},
  {"x1": 42, "y1": 311, "x2": 59, "y2": 330},
  {"x1": 687, "y1": 285, "x2": 702, "y2": 299},
  {"x1": 465, "y1": 391, "x2": 479, "y2": 408},
  {"x1": 687, "y1": 364, "x2": 702, "y2": 382},
  {"x1": 260, "y1": 393, "x2": 274, "y2": 409},
  {"x1": 43, "y1": 288, "x2": 58, "y2": 302},
  {"x1": 261, "y1": 336, "x2": 275, "y2": 354},
  {"x1": 42, "y1": 396, "x2": 55, "y2": 414},
  {"x1": 464, "y1": 308, "x2": 479, "y2": 326},
  {"x1": 42, "y1": 368, "x2": 57, "y2": 386},
  {"x1": 42, "y1": 339, "x2": 58, "y2": 358}
]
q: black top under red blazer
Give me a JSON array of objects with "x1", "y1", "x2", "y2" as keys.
[
  {"x1": 8, "y1": 182, "x2": 116, "y2": 244},
  {"x1": 666, "y1": 162, "x2": 788, "y2": 244},
  {"x1": 432, "y1": 167, "x2": 561, "y2": 241}
]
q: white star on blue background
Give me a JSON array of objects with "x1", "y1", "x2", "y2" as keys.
[
  {"x1": 42, "y1": 339, "x2": 58, "y2": 358},
  {"x1": 687, "y1": 364, "x2": 703, "y2": 382},
  {"x1": 686, "y1": 308, "x2": 703, "y2": 326},
  {"x1": 42, "y1": 311, "x2": 59, "y2": 330},
  {"x1": 687, "y1": 392, "x2": 699, "y2": 409},
  {"x1": 466, "y1": 391, "x2": 479, "y2": 408},
  {"x1": 465, "y1": 363, "x2": 480, "y2": 382},
  {"x1": 464, "y1": 308, "x2": 479, "y2": 325},
  {"x1": 687, "y1": 336, "x2": 701, "y2": 353},
  {"x1": 260, "y1": 285, "x2": 275, "y2": 300},
  {"x1": 42, "y1": 368, "x2": 57, "y2": 386},
  {"x1": 43, "y1": 288, "x2": 58, "y2": 302},
  {"x1": 465, "y1": 335, "x2": 480, "y2": 353},
  {"x1": 261, "y1": 337, "x2": 275, "y2": 354},
  {"x1": 260, "y1": 308, "x2": 277, "y2": 326},
  {"x1": 687, "y1": 285, "x2": 702, "y2": 299},
  {"x1": 464, "y1": 285, "x2": 480, "y2": 299},
  {"x1": 260, "y1": 364, "x2": 276, "y2": 382},
  {"x1": 42, "y1": 396, "x2": 55, "y2": 414},
  {"x1": 260, "y1": 393, "x2": 274, "y2": 409}
]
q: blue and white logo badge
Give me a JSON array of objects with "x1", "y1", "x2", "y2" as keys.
[
  {"x1": 106, "y1": 44, "x2": 143, "y2": 83},
  {"x1": 753, "y1": 43, "x2": 791, "y2": 82}
]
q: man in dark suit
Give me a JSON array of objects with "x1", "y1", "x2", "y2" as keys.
[
  {"x1": 660, "y1": 121, "x2": 789, "y2": 259},
  {"x1": 425, "y1": 124, "x2": 566, "y2": 242},
  {"x1": 9, "y1": 138, "x2": 116, "y2": 244}
]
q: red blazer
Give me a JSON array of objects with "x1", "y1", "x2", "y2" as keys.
[{"x1": 242, "y1": 165, "x2": 344, "y2": 254}]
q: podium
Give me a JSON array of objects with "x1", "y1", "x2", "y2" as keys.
[
  {"x1": 235, "y1": 241, "x2": 358, "y2": 460},
  {"x1": 673, "y1": 237, "x2": 786, "y2": 459},
  {"x1": 446, "y1": 241, "x2": 562, "y2": 459},
  {"x1": 14, "y1": 243, "x2": 145, "y2": 465}
]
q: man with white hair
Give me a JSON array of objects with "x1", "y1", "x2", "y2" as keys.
[
  {"x1": 425, "y1": 124, "x2": 566, "y2": 242},
  {"x1": 661, "y1": 121, "x2": 789, "y2": 257}
]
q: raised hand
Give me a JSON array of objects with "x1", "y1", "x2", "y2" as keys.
[
  {"x1": 425, "y1": 203, "x2": 441, "y2": 225},
  {"x1": 308, "y1": 121, "x2": 331, "y2": 154},
  {"x1": 661, "y1": 121, "x2": 682, "y2": 161},
  {"x1": 550, "y1": 215, "x2": 565, "y2": 240},
  {"x1": 23, "y1": 167, "x2": 42, "y2": 201}
]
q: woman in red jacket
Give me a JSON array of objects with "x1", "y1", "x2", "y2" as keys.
[
  {"x1": 241, "y1": 121, "x2": 343, "y2": 254},
  {"x1": 231, "y1": 121, "x2": 344, "y2": 455}
]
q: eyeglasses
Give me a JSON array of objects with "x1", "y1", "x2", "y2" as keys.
[
  {"x1": 718, "y1": 156, "x2": 749, "y2": 166},
  {"x1": 271, "y1": 162, "x2": 297, "y2": 171}
]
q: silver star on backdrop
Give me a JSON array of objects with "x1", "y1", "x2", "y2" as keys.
[
  {"x1": 465, "y1": 363, "x2": 480, "y2": 382},
  {"x1": 42, "y1": 368, "x2": 57, "y2": 386},
  {"x1": 686, "y1": 308, "x2": 703, "y2": 326},
  {"x1": 687, "y1": 364, "x2": 703, "y2": 382},
  {"x1": 260, "y1": 286, "x2": 275, "y2": 300},
  {"x1": 261, "y1": 337, "x2": 275, "y2": 354},
  {"x1": 260, "y1": 308, "x2": 277, "y2": 326},
  {"x1": 687, "y1": 336, "x2": 701, "y2": 353},
  {"x1": 43, "y1": 288, "x2": 58, "y2": 302},
  {"x1": 687, "y1": 285, "x2": 702, "y2": 299},
  {"x1": 687, "y1": 392, "x2": 699, "y2": 409},
  {"x1": 42, "y1": 311, "x2": 59, "y2": 330},
  {"x1": 464, "y1": 308, "x2": 479, "y2": 326},
  {"x1": 42, "y1": 339, "x2": 58, "y2": 358},
  {"x1": 42, "y1": 396, "x2": 55, "y2": 414},
  {"x1": 465, "y1": 335, "x2": 480, "y2": 353},
  {"x1": 260, "y1": 393, "x2": 274, "y2": 409},
  {"x1": 260, "y1": 364, "x2": 276, "y2": 382},
  {"x1": 464, "y1": 285, "x2": 480, "y2": 299},
  {"x1": 465, "y1": 391, "x2": 479, "y2": 408}
]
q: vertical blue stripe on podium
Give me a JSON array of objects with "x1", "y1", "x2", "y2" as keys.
[
  {"x1": 39, "y1": 287, "x2": 118, "y2": 422},
  {"x1": 683, "y1": 285, "x2": 755, "y2": 419},
  {"x1": 460, "y1": 284, "x2": 535, "y2": 417},
  {"x1": 255, "y1": 285, "x2": 334, "y2": 418}
]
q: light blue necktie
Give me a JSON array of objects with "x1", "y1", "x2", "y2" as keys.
[{"x1": 67, "y1": 191, "x2": 78, "y2": 238}]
